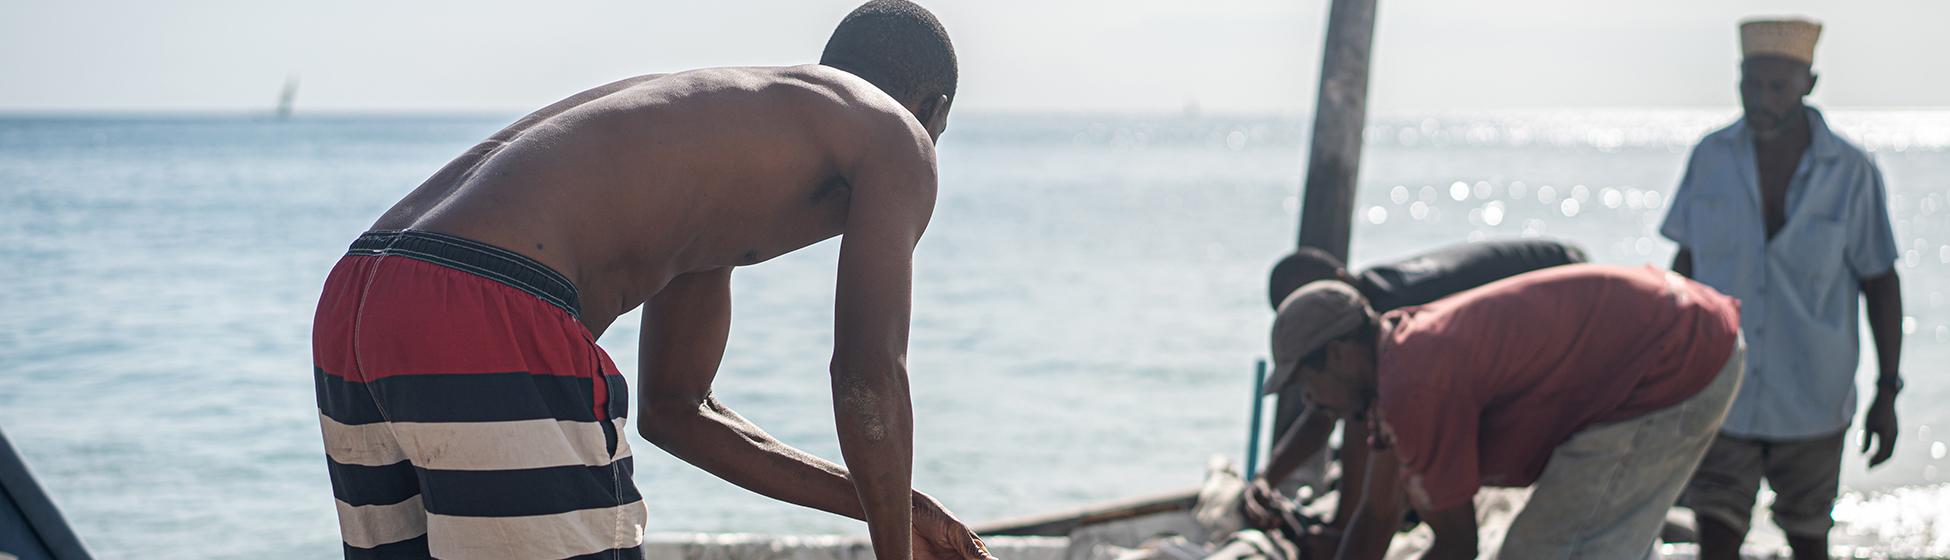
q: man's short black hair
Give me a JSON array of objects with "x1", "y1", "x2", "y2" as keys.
[
  {"x1": 820, "y1": 0, "x2": 958, "y2": 106},
  {"x1": 1268, "y1": 247, "x2": 1346, "y2": 310}
]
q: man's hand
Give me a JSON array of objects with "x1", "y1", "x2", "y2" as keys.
[
  {"x1": 911, "y1": 492, "x2": 995, "y2": 560},
  {"x1": 1300, "y1": 527, "x2": 1342, "y2": 560},
  {"x1": 1239, "y1": 479, "x2": 1292, "y2": 531},
  {"x1": 1863, "y1": 390, "x2": 1899, "y2": 468}
]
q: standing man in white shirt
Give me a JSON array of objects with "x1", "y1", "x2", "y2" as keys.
[{"x1": 1661, "y1": 18, "x2": 1905, "y2": 560}]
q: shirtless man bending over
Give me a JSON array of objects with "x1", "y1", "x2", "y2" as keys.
[{"x1": 311, "y1": 2, "x2": 994, "y2": 559}]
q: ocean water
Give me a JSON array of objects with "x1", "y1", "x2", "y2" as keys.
[{"x1": 1, "y1": 108, "x2": 1947, "y2": 559}]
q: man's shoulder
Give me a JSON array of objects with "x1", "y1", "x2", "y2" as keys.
[
  {"x1": 768, "y1": 65, "x2": 916, "y2": 120},
  {"x1": 614, "y1": 66, "x2": 912, "y2": 125},
  {"x1": 1810, "y1": 129, "x2": 1879, "y2": 172},
  {"x1": 1689, "y1": 119, "x2": 1746, "y2": 155},
  {"x1": 765, "y1": 66, "x2": 933, "y2": 148},
  {"x1": 608, "y1": 66, "x2": 928, "y2": 160},
  {"x1": 1376, "y1": 307, "x2": 1465, "y2": 370},
  {"x1": 1672, "y1": 121, "x2": 1752, "y2": 196}
]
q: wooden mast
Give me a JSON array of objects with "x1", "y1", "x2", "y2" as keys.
[
  {"x1": 1273, "y1": 0, "x2": 1380, "y2": 444},
  {"x1": 1296, "y1": 0, "x2": 1378, "y2": 258},
  {"x1": 976, "y1": 3, "x2": 1388, "y2": 535}
]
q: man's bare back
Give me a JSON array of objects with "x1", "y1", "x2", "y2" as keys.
[
  {"x1": 313, "y1": 4, "x2": 989, "y2": 558},
  {"x1": 362, "y1": 62, "x2": 982, "y2": 560},
  {"x1": 371, "y1": 65, "x2": 942, "y2": 338}
]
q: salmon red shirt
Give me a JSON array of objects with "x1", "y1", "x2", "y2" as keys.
[{"x1": 1372, "y1": 264, "x2": 1740, "y2": 513}]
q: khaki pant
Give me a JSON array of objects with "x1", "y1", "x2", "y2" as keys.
[
  {"x1": 1678, "y1": 429, "x2": 1847, "y2": 539},
  {"x1": 1497, "y1": 335, "x2": 1746, "y2": 559}
]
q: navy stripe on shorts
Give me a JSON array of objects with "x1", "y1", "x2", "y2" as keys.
[{"x1": 314, "y1": 230, "x2": 645, "y2": 560}]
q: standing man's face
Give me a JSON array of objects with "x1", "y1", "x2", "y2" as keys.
[{"x1": 1739, "y1": 56, "x2": 1818, "y2": 136}]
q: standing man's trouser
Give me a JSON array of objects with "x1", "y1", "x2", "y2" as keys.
[
  {"x1": 1678, "y1": 428, "x2": 1847, "y2": 540},
  {"x1": 1496, "y1": 333, "x2": 1746, "y2": 559}
]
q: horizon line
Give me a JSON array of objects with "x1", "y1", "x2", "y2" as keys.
[{"x1": 4, "y1": 105, "x2": 1950, "y2": 119}]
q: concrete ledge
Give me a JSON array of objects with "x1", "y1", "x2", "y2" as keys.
[{"x1": 643, "y1": 533, "x2": 1069, "y2": 560}]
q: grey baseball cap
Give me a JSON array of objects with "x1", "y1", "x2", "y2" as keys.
[{"x1": 1265, "y1": 280, "x2": 1375, "y2": 395}]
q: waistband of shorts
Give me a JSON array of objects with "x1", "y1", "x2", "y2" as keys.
[{"x1": 348, "y1": 230, "x2": 581, "y2": 319}]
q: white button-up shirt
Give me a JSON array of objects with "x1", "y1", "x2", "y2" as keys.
[{"x1": 1660, "y1": 107, "x2": 1899, "y2": 441}]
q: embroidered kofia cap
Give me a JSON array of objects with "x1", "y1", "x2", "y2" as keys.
[{"x1": 1740, "y1": 18, "x2": 1822, "y2": 64}]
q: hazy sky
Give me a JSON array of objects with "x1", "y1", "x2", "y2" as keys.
[{"x1": 2, "y1": 0, "x2": 1944, "y2": 114}]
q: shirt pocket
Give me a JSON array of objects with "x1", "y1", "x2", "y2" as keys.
[
  {"x1": 1687, "y1": 195, "x2": 1743, "y2": 264},
  {"x1": 1773, "y1": 218, "x2": 1847, "y2": 306}
]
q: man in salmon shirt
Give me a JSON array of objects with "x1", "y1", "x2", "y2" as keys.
[{"x1": 1266, "y1": 264, "x2": 1744, "y2": 559}]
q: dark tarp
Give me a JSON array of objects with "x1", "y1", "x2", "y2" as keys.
[{"x1": 0, "y1": 426, "x2": 93, "y2": 560}]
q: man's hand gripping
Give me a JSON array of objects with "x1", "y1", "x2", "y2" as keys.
[{"x1": 912, "y1": 492, "x2": 996, "y2": 560}]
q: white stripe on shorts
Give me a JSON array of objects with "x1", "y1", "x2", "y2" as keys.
[
  {"x1": 322, "y1": 413, "x2": 631, "y2": 470},
  {"x1": 426, "y1": 500, "x2": 648, "y2": 560},
  {"x1": 336, "y1": 494, "x2": 428, "y2": 549},
  {"x1": 319, "y1": 411, "x2": 407, "y2": 466}
]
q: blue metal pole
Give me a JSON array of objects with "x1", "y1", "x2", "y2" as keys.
[{"x1": 1245, "y1": 358, "x2": 1268, "y2": 481}]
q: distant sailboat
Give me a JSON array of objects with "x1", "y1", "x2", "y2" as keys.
[{"x1": 276, "y1": 76, "x2": 299, "y2": 119}]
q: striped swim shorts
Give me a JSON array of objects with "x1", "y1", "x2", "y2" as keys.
[{"x1": 313, "y1": 230, "x2": 646, "y2": 560}]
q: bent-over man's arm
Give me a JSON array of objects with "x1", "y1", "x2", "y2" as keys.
[
  {"x1": 1335, "y1": 444, "x2": 1408, "y2": 560},
  {"x1": 636, "y1": 265, "x2": 985, "y2": 560},
  {"x1": 637, "y1": 267, "x2": 870, "y2": 515},
  {"x1": 825, "y1": 109, "x2": 941, "y2": 560},
  {"x1": 1241, "y1": 409, "x2": 1336, "y2": 539},
  {"x1": 1417, "y1": 501, "x2": 1478, "y2": 560},
  {"x1": 1257, "y1": 408, "x2": 1338, "y2": 491}
]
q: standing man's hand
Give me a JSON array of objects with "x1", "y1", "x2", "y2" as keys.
[
  {"x1": 1862, "y1": 390, "x2": 1899, "y2": 468},
  {"x1": 911, "y1": 492, "x2": 995, "y2": 560}
]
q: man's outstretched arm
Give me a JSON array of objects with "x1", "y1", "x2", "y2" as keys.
[
  {"x1": 1257, "y1": 408, "x2": 1338, "y2": 490},
  {"x1": 1240, "y1": 409, "x2": 1340, "y2": 535},
  {"x1": 825, "y1": 107, "x2": 947, "y2": 560},
  {"x1": 1336, "y1": 446, "x2": 1408, "y2": 560},
  {"x1": 637, "y1": 267, "x2": 871, "y2": 518},
  {"x1": 636, "y1": 266, "x2": 988, "y2": 560}
]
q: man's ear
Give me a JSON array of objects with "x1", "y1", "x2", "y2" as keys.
[
  {"x1": 1326, "y1": 336, "x2": 1376, "y2": 377},
  {"x1": 1324, "y1": 338, "x2": 1356, "y2": 371},
  {"x1": 1803, "y1": 72, "x2": 1819, "y2": 97},
  {"x1": 920, "y1": 94, "x2": 951, "y2": 139}
]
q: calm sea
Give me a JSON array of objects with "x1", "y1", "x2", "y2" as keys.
[{"x1": 2, "y1": 109, "x2": 1948, "y2": 559}]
